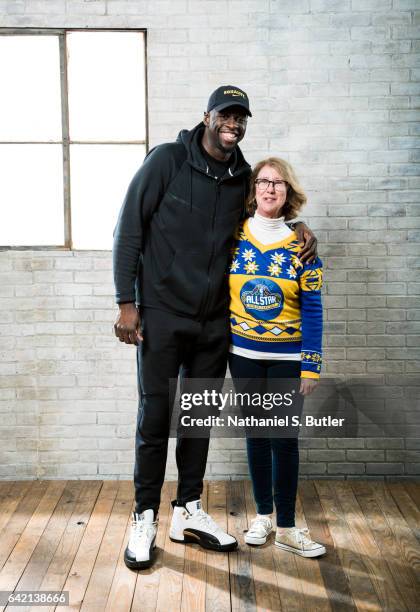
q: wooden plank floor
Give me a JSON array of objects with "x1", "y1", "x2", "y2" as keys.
[{"x1": 0, "y1": 480, "x2": 419, "y2": 612}]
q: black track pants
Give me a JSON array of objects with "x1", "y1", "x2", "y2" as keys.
[{"x1": 134, "y1": 308, "x2": 229, "y2": 514}]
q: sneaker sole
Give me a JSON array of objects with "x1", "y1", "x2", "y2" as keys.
[
  {"x1": 274, "y1": 541, "x2": 326, "y2": 558},
  {"x1": 244, "y1": 534, "x2": 268, "y2": 546},
  {"x1": 170, "y1": 532, "x2": 238, "y2": 552},
  {"x1": 124, "y1": 541, "x2": 156, "y2": 570}
]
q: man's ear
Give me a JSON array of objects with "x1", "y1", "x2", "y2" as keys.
[{"x1": 203, "y1": 111, "x2": 210, "y2": 127}]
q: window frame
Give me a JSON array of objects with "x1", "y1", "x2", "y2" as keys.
[{"x1": 0, "y1": 27, "x2": 148, "y2": 251}]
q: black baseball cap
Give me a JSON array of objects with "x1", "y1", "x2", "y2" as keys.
[{"x1": 207, "y1": 85, "x2": 252, "y2": 117}]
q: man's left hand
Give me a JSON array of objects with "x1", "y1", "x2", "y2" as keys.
[{"x1": 294, "y1": 222, "x2": 317, "y2": 264}]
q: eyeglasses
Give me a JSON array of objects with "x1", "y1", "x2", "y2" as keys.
[{"x1": 255, "y1": 178, "x2": 287, "y2": 192}]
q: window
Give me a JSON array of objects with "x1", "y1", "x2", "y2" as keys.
[{"x1": 0, "y1": 30, "x2": 147, "y2": 250}]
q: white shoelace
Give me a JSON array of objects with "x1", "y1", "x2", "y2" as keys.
[
  {"x1": 248, "y1": 516, "x2": 272, "y2": 536},
  {"x1": 290, "y1": 527, "x2": 314, "y2": 550},
  {"x1": 193, "y1": 509, "x2": 222, "y2": 534},
  {"x1": 131, "y1": 517, "x2": 156, "y2": 542}
]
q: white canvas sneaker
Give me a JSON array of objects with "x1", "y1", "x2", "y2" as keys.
[
  {"x1": 275, "y1": 527, "x2": 326, "y2": 558},
  {"x1": 244, "y1": 515, "x2": 273, "y2": 545},
  {"x1": 124, "y1": 509, "x2": 158, "y2": 570},
  {"x1": 169, "y1": 499, "x2": 238, "y2": 552}
]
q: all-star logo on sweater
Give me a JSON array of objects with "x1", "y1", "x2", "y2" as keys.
[{"x1": 240, "y1": 278, "x2": 284, "y2": 321}]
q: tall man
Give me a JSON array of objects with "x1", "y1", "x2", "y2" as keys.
[{"x1": 113, "y1": 86, "x2": 316, "y2": 570}]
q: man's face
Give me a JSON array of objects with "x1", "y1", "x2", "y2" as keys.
[{"x1": 203, "y1": 106, "x2": 248, "y2": 156}]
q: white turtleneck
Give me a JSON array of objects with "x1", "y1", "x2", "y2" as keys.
[{"x1": 248, "y1": 211, "x2": 293, "y2": 244}]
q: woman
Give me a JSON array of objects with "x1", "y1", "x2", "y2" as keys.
[{"x1": 228, "y1": 157, "x2": 325, "y2": 557}]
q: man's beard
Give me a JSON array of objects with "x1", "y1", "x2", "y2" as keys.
[{"x1": 216, "y1": 137, "x2": 235, "y2": 156}]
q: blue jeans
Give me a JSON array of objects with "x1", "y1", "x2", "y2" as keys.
[{"x1": 228, "y1": 353, "x2": 302, "y2": 528}]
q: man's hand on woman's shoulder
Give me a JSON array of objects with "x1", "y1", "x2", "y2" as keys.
[{"x1": 293, "y1": 222, "x2": 317, "y2": 264}]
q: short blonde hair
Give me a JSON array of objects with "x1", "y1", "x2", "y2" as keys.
[{"x1": 246, "y1": 157, "x2": 307, "y2": 221}]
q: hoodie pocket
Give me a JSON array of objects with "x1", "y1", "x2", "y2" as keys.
[
  {"x1": 167, "y1": 191, "x2": 190, "y2": 207},
  {"x1": 155, "y1": 249, "x2": 207, "y2": 315}
]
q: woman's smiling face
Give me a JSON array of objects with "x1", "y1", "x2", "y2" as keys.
[{"x1": 254, "y1": 164, "x2": 288, "y2": 219}]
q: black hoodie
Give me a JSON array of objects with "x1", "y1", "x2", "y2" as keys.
[{"x1": 113, "y1": 122, "x2": 251, "y2": 320}]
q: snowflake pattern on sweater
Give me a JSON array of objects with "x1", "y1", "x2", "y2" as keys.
[{"x1": 229, "y1": 220, "x2": 323, "y2": 379}]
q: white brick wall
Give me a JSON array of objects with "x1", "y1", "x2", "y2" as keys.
[{"x1": 0, "y1": 0, "x2": 419, "y2": 479}]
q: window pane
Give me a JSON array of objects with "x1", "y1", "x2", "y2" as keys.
[
  {"x1": 67, "y1": 32, "x2": 146, "y2": 141},
  {"x1": 0, "y1": 145, "x2": 64, "y2": 246},
  {"x1": 0, "y1": 36, "x2": 62, "y2": 141},
  {"x1": 70, "y1": 144, "x2": 145, "y2": 250}
]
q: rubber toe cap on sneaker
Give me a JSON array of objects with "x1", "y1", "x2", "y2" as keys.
[
  {"x1": 219, "y1": 534, "x2": 238, "y2": 550},
  {"x1": 124, "y1": 546, "x2": 154, "y2": 570},
  {"x1": 244, "y1": 533, "x2": 267, "y2": 545},
  {"x1": 218, "y1": 532, "x2": 237, "y2": 547}
]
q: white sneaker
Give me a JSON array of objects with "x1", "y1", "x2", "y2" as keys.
[
  {"x1": 275, "y1": 527, "x2": 326, "y2": 558},
  {"x1": 124, "y1": 509, "x2": 158, "y2": 570},
  {"x1": 244, "y1": 515, "x2": 273, "y2": 545},
  {"x1": 169, "y1": 499, "x2": 237, "y2": 552}
]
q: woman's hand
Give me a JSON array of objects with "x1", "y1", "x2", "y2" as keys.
[
  {"x1": 299, "y1": 378, "x2": 319, "y2": 396},
  {"x1": 294, "y1": 222, "x2": 317, "y2": 264}
]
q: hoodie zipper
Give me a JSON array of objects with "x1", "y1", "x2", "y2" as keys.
[
  {"x1": 199, "y1": 178, "x2": 219, "y2": 321},
  {"x1": 188, "y1": 160, "x2": 250, "y2": 321}
]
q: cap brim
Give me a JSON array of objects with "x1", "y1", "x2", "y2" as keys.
[{"x1": 212, "y1": 101, "x2": 252, "y2": 117}]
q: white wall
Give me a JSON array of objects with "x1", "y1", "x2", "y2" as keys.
[{"x1": 0, "y1": 0, "x2": 419, "y2": 479}]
